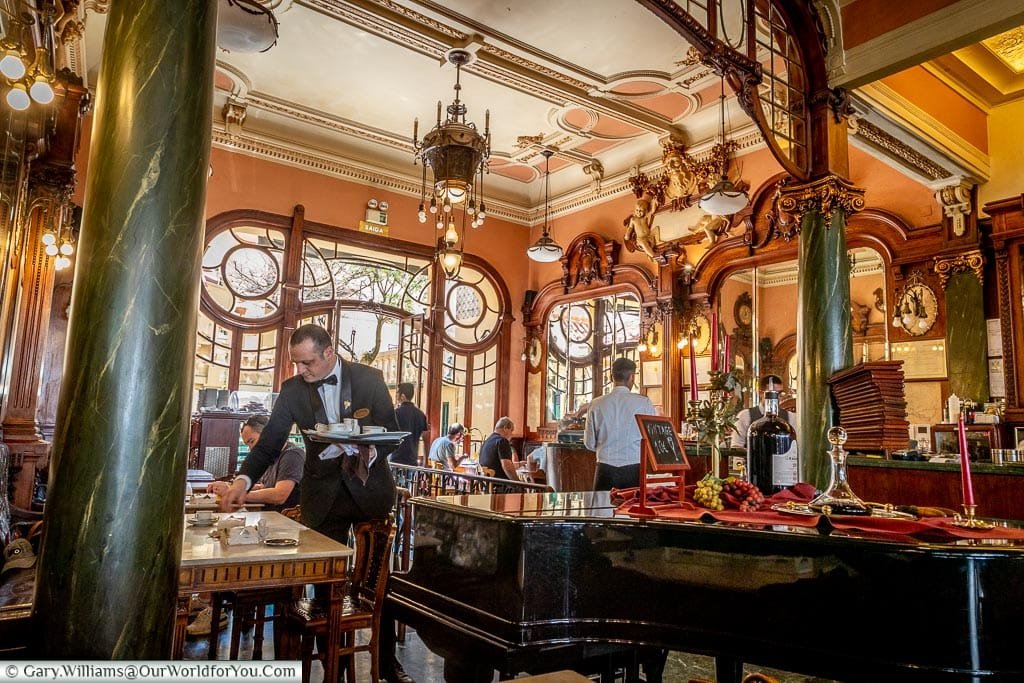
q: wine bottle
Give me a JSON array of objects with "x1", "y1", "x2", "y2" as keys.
[{"x1": 746, "y1": 390, "x2": 798, "y2": 494}]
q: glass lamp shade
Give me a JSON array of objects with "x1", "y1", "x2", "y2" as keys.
[
  {"x1": 41, "y1": 232, "x2": 56, "y2": 246},
  {"x1": 44, "y1": 243, "x2": 58, "y2": 257},
  {"x1": 29, "y1": 77, "x2": 54, "y2": 105},
  {"x1": 6, "y1": 83, "x2": 30, "y2": 111},
  {"x1": 698, "y1": 177, "x2": 749, "y2": 215},
  {"x1": 440, "y1": 248, "x2": 462, "y2": 278},
  {"x1": 526, "y1": 233, "x2": 563, "y2": 262},
  {"x1": 443, "y1": 224, "x2": 459, "y2": 244},
  {"x1": 54, "y1": 256, "x2": 71, "y2": 270},
  {"x1": 59, "y1": 241, "x2": 74, "y2": 256},
  {"x1": 0, "y1": 51, "x2": 25, "y2": 80},
  {"x1": 216, "y1": 0, "x2": 279, "y2": 53}
]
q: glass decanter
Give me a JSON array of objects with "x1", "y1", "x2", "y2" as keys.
[{"x1": 809, "y1": 426, "x2": 870, "y2": 515}]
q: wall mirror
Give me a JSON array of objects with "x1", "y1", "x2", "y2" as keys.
[
  {"x1": 716, "y1": 247, "x2": 891, "y2": 414},
  {"x1": 545, "y1": 292, "x2": 641, "y2": 423}
]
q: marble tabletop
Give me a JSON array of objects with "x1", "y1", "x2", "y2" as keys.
[{"x1": 180, "y1": 510, "x2": 352, "y2": 567}]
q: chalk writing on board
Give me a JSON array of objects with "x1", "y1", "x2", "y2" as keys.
[{"x1": 636, "y1": 415, "x2": 688, "y2": 471}]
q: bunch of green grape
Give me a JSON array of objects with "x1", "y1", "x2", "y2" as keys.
[{"x1": 693, "y1": 475, "x2": 724, "y2": 510}]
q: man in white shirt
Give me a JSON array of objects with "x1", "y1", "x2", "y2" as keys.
[{"x1": 584, "y1": 357, "x2": 657, "y2": 490}]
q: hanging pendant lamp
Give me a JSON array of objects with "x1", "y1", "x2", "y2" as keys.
[
  {"x1": 527, "y1": 150, "x2": 564, "y2": 263},
  {"x1": 699, "y1": 74, "x2": 749, "y2": 216}
]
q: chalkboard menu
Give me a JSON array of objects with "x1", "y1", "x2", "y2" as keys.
[{"x1": 635, "y1": 414, "x2": 690, "y2": 472}]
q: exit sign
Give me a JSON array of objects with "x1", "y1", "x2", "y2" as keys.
[{"x1": 359, "y1": 220, "x2": 389, "y2": 237}]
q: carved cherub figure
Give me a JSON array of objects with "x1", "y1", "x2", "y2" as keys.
[
  {"x1": 624, "y1": 193, "x2": 660, "y2": 260},
  {"x1": 662, "y1": 143, "x2": 697, "y2": 204},
  {"x1": 692, "y1": 213, "x2": 728, "y2": 244}
]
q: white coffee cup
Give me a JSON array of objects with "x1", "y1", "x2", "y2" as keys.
[
  {"x1": 343, "y1": 418, "x2": 359, "y2": 433},
  {"x1": 196, "y1": 510, "x2": 213, "y2": 522},
  {"x1": 362, "y1": 425, "x2": 386, "y2": 434}
]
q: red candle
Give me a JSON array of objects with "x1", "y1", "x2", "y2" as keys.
[
  {"x1": 723, "y1": 334, "x2": 731, "y2": 372},
  {"x1": 688, "y1": 336, "x2": 698, "y2": 402},
  {"x1": 957, "y1": 414, "x2": 975, "y2": 507},
  {"x1": 710, "y1": 308, "x2": 718, "y2": 373}
]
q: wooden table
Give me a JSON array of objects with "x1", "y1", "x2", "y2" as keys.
[
  {"x1": 176, "y1": 511, "x2": 352, "y2": 681},
  {"x1": 183, "y1": 495, "x2": 263, "y2": 513}
]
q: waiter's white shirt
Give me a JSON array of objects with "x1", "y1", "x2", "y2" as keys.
[{"x1": 583, "y1": 386, "x2": 656, "y2": 467}]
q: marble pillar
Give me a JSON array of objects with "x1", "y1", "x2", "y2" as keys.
[
  {"x1": 777, "y1": 176, "x2": 863, "y2": 489},
  {"x1": 34, "y1": 0, "x2": 216, "y2": 657},
  {"x1": 943, "y1": 270, "x2": 989, "y2": 404},
  {"x1": 797, "y1": 210, "x2": 854, "y2": 488}
]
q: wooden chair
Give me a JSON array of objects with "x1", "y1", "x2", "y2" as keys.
[
  {"x1": 207, "y1": 505, "x2": 305, "y2": 659},
  {"x1": 279, "y1": 518, "x2": 396, "y2": 683}
]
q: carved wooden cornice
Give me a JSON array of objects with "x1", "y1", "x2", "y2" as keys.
[
  {"x1": 934, "y1": 179, "x2": 973, "y2": 238},
  {"x1": 771, "y1": 174, "x2": 866, "y2": 237},
  {"x1": 850, "y1": 119, "x2": 952, "y2": 182},
  {"x1": 933, "y1": 249, "x2": 984, "y2": 288}
]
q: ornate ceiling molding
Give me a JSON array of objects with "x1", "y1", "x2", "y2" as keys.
[
  {"x1": 296, "y1": 0, "x2": 674, "y2": 136},
  {"x1": 849, "y1": 118, "x2": 952, "y2": 182},
  {"x1": 211, "y1": 127, "x2": 530, "y2": 225}
]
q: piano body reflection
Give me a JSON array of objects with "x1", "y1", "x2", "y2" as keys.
[{"x1": 387, "y1": 492, "x2": 1024, "y2": 682}]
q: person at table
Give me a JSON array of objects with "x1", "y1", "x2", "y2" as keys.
[
  {"x1": 584, "y1": 357, "x2": 656, "y2": 490},
  {"x1": 207, "y1": 414, "x2": 304, "y2": 512},
  {"x1": 478, "y1": 417, "x2": 518, "y2": 480},
  {"x1": 390, "y1": 382, "x2": 429, "y2": 466},
  {"x1": 428, "y1": 422, "x2": 467, "y2": 470},
  {"x1": 220, "y1": 323, "x2": 414, "y2": 683},
  {"x1": 730, "y1": 374, "x2": 797, "y2": 448}
]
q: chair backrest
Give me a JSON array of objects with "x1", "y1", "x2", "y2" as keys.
[
  {"x1": 389, "y1": 463, "x2": 553, "y2": 497},
  {"x1": 350, "y1": 517, "x2": 397, "y2": 612}
]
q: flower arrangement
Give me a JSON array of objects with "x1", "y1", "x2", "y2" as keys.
[{"x1": 687, "y1": 368, "x2": 746, "y2": 475}]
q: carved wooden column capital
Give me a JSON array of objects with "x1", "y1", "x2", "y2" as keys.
[
  {"x1": 774, "y1": 174, "x2": 866, "y2": 230},
  {"x1": 933, "y1": 249, "x2": 984, "y2": 289},
  {"x1": 932, "y1": 179, "x2": 973, "y2": 238}
]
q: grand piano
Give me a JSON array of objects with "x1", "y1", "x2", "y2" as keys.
[{"x1": 387, "y1": 491, "x2": 1024, "y2": 682}]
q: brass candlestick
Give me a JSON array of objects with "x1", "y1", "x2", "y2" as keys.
[{"x1": 952, "y1": 504, "x2": 994, "y2": 530}]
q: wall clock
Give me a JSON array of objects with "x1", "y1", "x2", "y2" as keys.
[
  {"x1": 734, "y1": 291, "x2": 752, "y2": 329},
  {"x1": 893, "y1": 276, "x2": 937, "y2": 336}
]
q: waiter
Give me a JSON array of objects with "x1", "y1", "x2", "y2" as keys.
[{"x1": 220, "y1": 324, "x2": 416, "y2": 683}]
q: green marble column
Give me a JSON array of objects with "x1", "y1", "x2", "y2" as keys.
[
  {"x1": 33, "y1": 1, "x2": 216, "y2": 657},
  {"x1": 797, "y1": 210, "x2": 854, "y2": 489},
  {"x1": 945, "y1": 271, "x2": 989, "y2": 404}
]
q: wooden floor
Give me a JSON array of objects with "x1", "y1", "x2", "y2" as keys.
[{"x1": 183, "y1": 610, "x2": 835, "y2": 683}]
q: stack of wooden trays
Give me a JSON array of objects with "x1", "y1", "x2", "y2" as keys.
[{"x1": 828, "y1": 361, "x2": 909, "y2": 453}]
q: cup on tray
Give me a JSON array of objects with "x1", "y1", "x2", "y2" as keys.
[{"x1": 362, "y1": 425, "x2": 386, "y2": 434}]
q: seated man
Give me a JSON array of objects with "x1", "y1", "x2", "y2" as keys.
[
  {"x1": 731, "y1": 374, "x2": 798, "y2": 448},
  {"x1": 478, "y1": 417, "x2": 518, "y2": 480},
  {"x1": 428, "y1": 423, "x2": 467, "y2": 471},
  {"x1": 208, "y1": 414, "x2": 304, "y2": 511}
]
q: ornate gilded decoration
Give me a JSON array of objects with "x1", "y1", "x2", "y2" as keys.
[
  {"x1": 982, "y1": 26, "x2": 1024, "y2": 74},
  {"x1": 772, "y1": 175, "x2": 866, "y2": 235},
  {"x1": 623, "y1": 139, "x2": 741, "y2": 257},
  {"x1": 934, "y1": 180, "x2": 973, "y2": 237},
  {"x1": 561, "y1": 233, "x2": 619, "y2": 293},
  {"x1": 933, "y1": 249, "x2": 984, "y2": 289},
  {"x1": 515, "y1": 134, "x2": 544, "y2": 149},
  {"x1": 223, "y1": 98, "x2": 248, "y2": 135}
]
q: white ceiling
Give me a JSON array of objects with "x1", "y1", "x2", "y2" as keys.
[{"x1": 81, "y1": 0, "x2": 750, "y2": 217}]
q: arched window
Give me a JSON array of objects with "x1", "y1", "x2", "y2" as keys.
[{"x1": 193, "y1": 209, "x2": 511, "y2": 437}]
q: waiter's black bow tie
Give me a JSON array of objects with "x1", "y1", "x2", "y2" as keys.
[{"x1": 312, "y1": 375, "x2": 338, "y2": 388}]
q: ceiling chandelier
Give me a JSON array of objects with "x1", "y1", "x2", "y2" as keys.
[
  {"x1": 413, "y1": 48, "x2": 490, "y2": 230},
  {"x1": 698, "y1": 74, "x2": 749, "y2": 216},
  {"x1": 527, "y1": 149, "x2": 563, "y2": 263},
  {"x1": 216, "y1": 0, "x2": 279, "y2": 53}
]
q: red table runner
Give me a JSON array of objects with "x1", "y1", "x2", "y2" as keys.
[{"x1": 611, "y1": 483, "x2": 1024, "y2": 542}]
